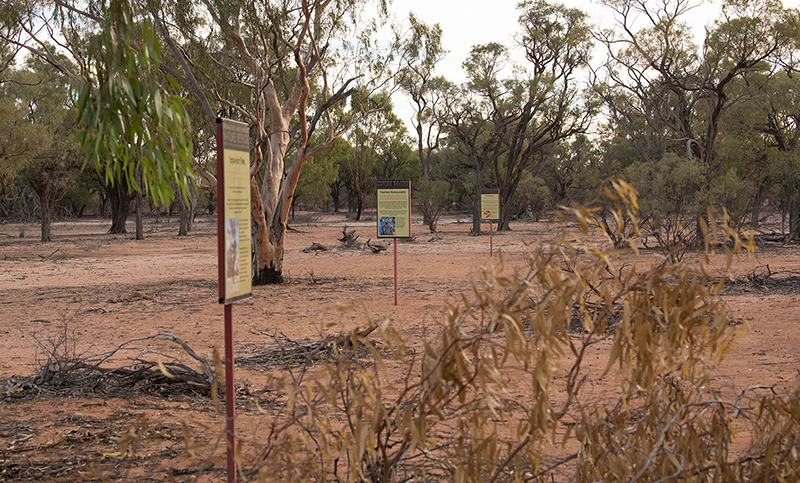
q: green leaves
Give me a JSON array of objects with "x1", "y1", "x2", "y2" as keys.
[{"x1": 75, "y1": 0, "x2": 193, "y2": 207}]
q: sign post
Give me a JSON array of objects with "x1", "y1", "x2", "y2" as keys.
[
  {"x1": 481, "y1": 190, "x2": 500, "y2": 257},
  {"x1": 216, "y1": 118, "x2": 252, "y2": 483},
  {"x1": 376, "y1": 179, "x2": 411, "y2": 306}
]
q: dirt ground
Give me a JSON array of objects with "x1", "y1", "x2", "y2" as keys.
[{"x1": 1, "y1": 212, "x2": 799, "y2": 482}]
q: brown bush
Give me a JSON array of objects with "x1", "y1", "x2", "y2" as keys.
[{"x1": 182, "y1": 180, "x2": 799, "y2": 482}]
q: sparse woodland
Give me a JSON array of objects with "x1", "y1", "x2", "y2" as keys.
[{"x1": 2, "y1": 0, "x2": 800, "y2": 480}]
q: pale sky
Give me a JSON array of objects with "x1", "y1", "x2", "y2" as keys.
[{"x1": 387, "y1": 0, "x2": 723, "y2": 134}]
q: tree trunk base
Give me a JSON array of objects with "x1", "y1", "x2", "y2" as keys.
[{"x1": 254, "y1": 266, "x2": 284, "y2": 285}]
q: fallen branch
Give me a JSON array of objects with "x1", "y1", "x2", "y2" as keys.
[
  {"x1": 3, "y1": 332, "x2": 219, "y2": 399},
  {"x1": 365, "y1": 238, "x2": 388, "y2": 254},
  {"x1": 170, "y1": 462, "x2": 217, "y2": 476},
  {"x1": 338, "y1": 226, "x2": 361, "y2": 249},
  {"x1": 302, "y1": 242, "x2": 329, "y2": 253},
  {"x1": 238, "y1": 326, "x2": 378, "y2": 368},
  {"x1": 38, "y1": 248, "x2": 60, "y2": 259}
]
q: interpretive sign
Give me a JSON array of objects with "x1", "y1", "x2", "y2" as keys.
[
  {"x1": 481, "y1": 190, "x2": 500, "y2": 222},
  {"x1": 376, "y1": 179, "x2": 411, "y2": 239},
  {"x1": 218, "y1": 118, "x2": 252, "y2": 305}
]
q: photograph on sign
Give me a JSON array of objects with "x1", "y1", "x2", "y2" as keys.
[
  {"x1": 376, "y1": 179, "x2": 411, "y2": 239},
  {"x1": 219, "y1": 119, "x2": 252, "y2": 304},
  {"x1": 379, "y1": 217, "x2": 396, "y2": 236},
  {"x1": 481, "y1": 190, "x2": 500, "y2": 222},
  {"x1": 225, "y1": 218, "x2": 240, "y2": 293}
]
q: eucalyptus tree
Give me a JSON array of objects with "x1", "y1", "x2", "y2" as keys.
[
  {"x1": 440, "y1": 42, "x2": 511, "y2": 235},
  {"x1": 0, "y1": 68, "x2": 48, "y2": 220},
  {"x1": 593, "y1": 0, "x2": 799, "y2": 243},
  {"x1": 154, "y1": 0, "x2": 405, "y2": 282},
  {"x1": 293, "y1": 136, "x2": 348, "y2": 212},
  {"x1": 491, "y1": 0, "x2": 594, "y2": 230},
  {"x1": 763, "y1": 72, "x2": 800, "y2": 239},
  {"x1": 1, "y1": 0, "x2": 194, "y2": 239},
  {"x1": 3, "y1": 0, "x2": 405, "y2": 283},
  {"x1": 4, "y1": 55, "x2": 81, "y2": 241},
  {"x1": 396, "y1": 14, "x2": 452, "y2": 232},
  {"x1": 444, "y1": 0, "x2": 595, "y2": 234},
  {"x1": 344, "y1": 90, "x2": 405, "y2": 221}
]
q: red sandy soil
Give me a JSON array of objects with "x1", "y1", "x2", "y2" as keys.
[{"x1": 1, "y1": 212, "x2": 799, "y2": 481}]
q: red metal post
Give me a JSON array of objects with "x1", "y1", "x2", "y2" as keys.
[
  {"x1": 394, "y1": 238, "x2": 398, "y2": 306},
  {"x1": 217, "y1": 120, "x2": 236, "y2": 483},
  {"x1": 490, "y1": 220, "x2": 493, "y2": 257},
  {"x1": 224, "y1": 304, "x2": 236, "y2": 482}
]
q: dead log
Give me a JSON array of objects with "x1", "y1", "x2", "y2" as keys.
[
  {"x1": 366, "y1": 238, "x2": 388, "y2": 254},
  {"x1": 338, "y1": 226, "x2": 361, "y2": 248},
  {"x1": 238, "y1": 325, "x2": 379, "y2": 367},
  {"x1": 302, "y1": 242, "x2": 329, "y2": 253}
]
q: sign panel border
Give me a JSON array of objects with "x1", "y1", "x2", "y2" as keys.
[
  {"x1": 481, "y1": 189, "x2": 500, "y2": 222},
  {"x1": 376, "y1": 179, "x2": 412, "y2": 239},
  {"x1": 217, "y1": 118, "x2": 253, "y2": 305}
]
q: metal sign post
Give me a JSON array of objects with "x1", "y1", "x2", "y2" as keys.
[
  {"x1": 489, "y1": 219, "x2": 493, "y2": 256},
  {"x1": 216, "y1": 118, "x2": 252, "y2": 483},
  {"x1": 376, "y1": 179, "x2": 411, "y2": 306},
  {"x1": 481, "y1": 189, "x2": 500, "y2": 257}
]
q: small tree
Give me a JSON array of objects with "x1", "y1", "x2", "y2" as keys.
[
  {"x1": 344, "y1": 91, "x2": 406, "y2": 221},
  {"x1": 397, "y1": 14, "x2": 451, "y2": 232},
  {"x1": 5, "y1": 55, "x2": 80, "y2": 242}
]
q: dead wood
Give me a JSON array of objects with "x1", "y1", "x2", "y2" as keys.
[
  {"x1": 302, "y1": 242, "x2": 329, "y2": 253},
  {"x1": 237, "y1": 326, "x2": 378, "y2": 368},
  {"x1": 170, "y1": 462, "x2": 217, "y2": 476},
  {"x1": 3, "y1": 333, "x2": 219, "y2": 400},
  {"x1": 752, "y1": 232, "x2": 788, "y2": 244},
  {"x1": 37, "y1": 248, "x2": 60, "y2": 259},
  {"x1": 721, "y1": 265, "x2": 800, "y2": 294},
  {"x1": 338, "y1": 225, "x2": 361, "y2": 249},
  {"x1": 365, "y1": 238, "x2": 388, "y2": 253}
]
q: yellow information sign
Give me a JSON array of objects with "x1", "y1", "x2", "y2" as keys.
[
  {"x1": 218, "y1": 118, "x2": 252, "y2": 304},
  {"x1": 376, "y1": 179, "x2": 411, "y2": 238},
  {"x1": 481, "y1": 190, "x2": 500, "y2": 221}
]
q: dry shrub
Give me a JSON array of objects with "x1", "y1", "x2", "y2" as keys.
[{"x1": 187, "y1": 180, "x2": 799, "y2": 482}]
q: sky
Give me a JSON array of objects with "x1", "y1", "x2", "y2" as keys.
[{"x1": 386, "y1": 0, "x2": 723, "y2": 133}]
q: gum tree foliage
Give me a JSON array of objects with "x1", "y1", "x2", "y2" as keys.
[
  {"x1": 592, "y1": 0, "x2": 800, "y2": 245},
  {"x1": 74, "y1": 0, "x2": 193, "y2": 211},
  {"x1": 293, "y1": 135, "x2": 348, "y2": 212},
  {"x1": 395, "y1": 14, "x2": 452, "y2": 232},
  {"x1": 0, "y1": 73, "x2": 46, "y2": 217},
  {"x1": 2, "y1": 0, "x2": 404, "y2": 282},
  {"x1": 374, "y1": 134, "x2": 418, "y2": 182},
  {"x1": 0, "y1": 52, "x2": 82, "y2": 241},
  {"x1": 144, "y1": 0, "x2": 404, "y2": 284},
  {"x1": 1, "y1": 0, "x2": 195, "y2": 237},
  {"x1": 762, "y1": 72, "x2": 800, "y2": 239},
  {"x1": 344, "y1": 90, "x2": 405, "y2": 221},
  {"x1": 442, "y1": 0, "x2": 594, "y2": 234}
]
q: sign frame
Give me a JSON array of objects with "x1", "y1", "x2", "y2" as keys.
[
  {"x1": 481, "y1": 189, "x2": 500, "y2": 223},
  {"x1": 376, "y1": 179, "x2": 412, "y2": 239},
  {"x1": 217, "y1": 118, "x2": 252, "y2": 305}
]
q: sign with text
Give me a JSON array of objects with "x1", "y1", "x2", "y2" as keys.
[
  {"x1": 218, "y1": 118, "x2": 252, "y2": 304},
  {"x1": 376, "y1": 179, "x2": 411, "y2": 239},
  {"x1": 481, "y1": 190, "x2": 500, "y2": 222}
]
